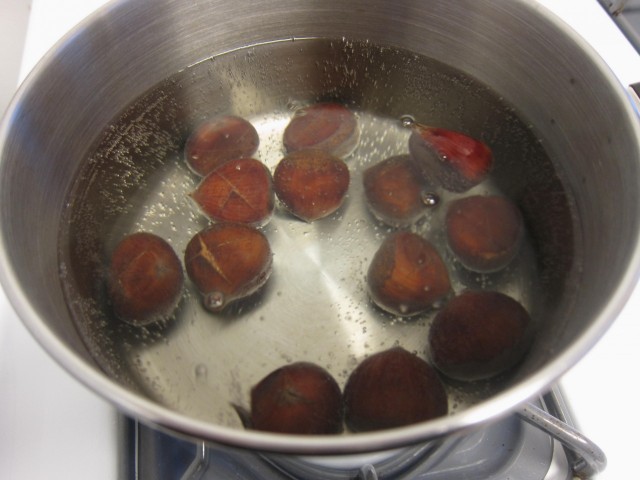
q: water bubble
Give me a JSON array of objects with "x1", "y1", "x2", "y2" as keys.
[
  {"x1": 400, "y1": 115, "x2": 416, "y2": 128},
  {"x1": 195, "y1": 363, "x2": 208, "y2": 380},
  {"x1": 421, "y1": 191, "x2": 440, "y2": 207},
  {"x1": 204, "y1": 291, "x2": 226, "y2": 312},
  {"x1": 431, "y1": 299, "x2": 445, "y2": 310}
]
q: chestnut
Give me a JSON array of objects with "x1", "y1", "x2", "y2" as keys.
[
  {"x1": 343, "y1": 347, "x2": 448, "y2": 432},
  {"x1": 250, "y1": 362, "x2": 343, "y2": 435},
  {"x1": 408, "y1": 123, "x2": 493, "y2": 193},
  {"x1": 445, "y1": 195, "x2": 524, "y2": 273},
  {"x1": 107, "y1": 232, "x2": 183, "y2": 326},
  {"x1": 190, "y1": 157, "x2": 274, "y2": 226},
  {"x1": 363, "y1": 155, "x2": 427, "y2": 227},
  {"x1": 273, "y1": 149, "x2": 350, "y2": 222},
  {"x1": 367, "y1": 232, "x2": 451, "y2": 316},
  {"x1": 428, "y1": 290, "x2": 532, "y2": 381},
  {"x1": 184, "y1": 223, "x2": 272, "y2": 312},
  {"x1": 283, "y1": 102, "x2": 359, "y2": 158},
  {"x1": 184, "y1": 115, "x2": 259, "y2": 176}
]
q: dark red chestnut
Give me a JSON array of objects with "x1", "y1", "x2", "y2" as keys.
[
  {"x1": 408, "y1": 123, "x2": 492, "y2": 192},
  {"x1": 190, "y1": 158, "x2": 274, "y2": 226},
  {"x1": 363, "y1": 155, "x2": 428, "y2": 226},
  {"x1": 250, "y1": 362, "x2": 343, "y2": 435},
  {"x1": 429, "y1": 290, "x2": 532, "y2": 381},
  {"x1": 367, "y1": 232, "x2": 451, "y2": 316},
  {"x1": 445, "y1": 195, "x2": 524, "y2": 273},
  {"x1": 343, "y1": 347, "x2": 448, "y2": 432},
  {"x1": 283, "y1": 102, "x2": 359, "y2": 158},
  {"x1": 184, "y1": 115, "x2": 259, "y2": 176},
  {"x1": 108, "y1": 232, "x2": 183, "y2": 326},
  {"x1": 273, "y1": 149, "x2": 350, "y2": 222},
  {"x1": 184, "y1": 223, "x2": 272, "y2": 312}
]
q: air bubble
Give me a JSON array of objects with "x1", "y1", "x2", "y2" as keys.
[
  {"x1": 204, "y1": 291, "x2": 226, "y2": 312},
  {"x1": 400, "y1": 115, "x2": 416, "y2": 128},
  {"x1": 195, "y1": 363, "x2": 208, "y2": 380},
  {"x1": 421, "y1": 191, "x2": 440, "y2": 207}
]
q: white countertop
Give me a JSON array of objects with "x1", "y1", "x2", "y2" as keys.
[{"x1": 1, "y1": 1, "x2": 639, "y2": 479}]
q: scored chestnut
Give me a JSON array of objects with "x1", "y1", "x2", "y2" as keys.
[
  {"x1": 428, "y1": 290, "x2": 533, "y2": 381},
  {"x1": 363, "y1": 154, "x2": 428, "y2": 227},
  {"x1": 184, "y1": 223, "x2": 272, "y2": 313},
  {"x1": 190, "y1": 157, "x2": 275, "y2": 226},
  {"x1": 408, "y1": 123, "x2": 493, "y2": 193},
  {"x1": 184, "y1": 115, "x2": 259, "y2": 176},
  {"x1": 250, "y1": 362, "x2": 343, "y2": 435},
  {"x1": 343, "y1": 347, "x2": 448, "y2": 432},
  {"x1": 367, "y1": 232, "x2": 451, "y2": 316},
  {"x1": 283, "y1": 102, "x2": 359, "y2": 158},
  {"x1": 445, "y1": 195, "x2": 524, "y2": 273},
  {"x1": 107, "y1": 232, "x2": 184, "y2": 326},
  {"x1": 273, "y1": 149, "x2": 350, "y2": 222}
]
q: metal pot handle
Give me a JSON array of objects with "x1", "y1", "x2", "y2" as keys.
[{"x1": 517, "y1": 386, "x2": 607, "y2": 479}]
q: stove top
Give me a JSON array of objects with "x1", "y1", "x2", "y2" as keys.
[
  {"x1": 1, "y1": 1, "x2": 639, "y2": 479},
  {"x1": 126, "y1": 415, "x2": 557, "y2": 480},
  {"x1": 122, "y1": 385, "x2": 599, "y2": 479},
  {"x1": 124, "y1": 398, "x2": 561, "y2": 480}
]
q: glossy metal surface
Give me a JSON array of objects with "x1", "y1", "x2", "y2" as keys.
[
  {"x1": 1, "y1": 0, "x2": 640, "y2": 454},
  {"x1": 518, "y1": 388, "x2": 607, "y2": 478}
]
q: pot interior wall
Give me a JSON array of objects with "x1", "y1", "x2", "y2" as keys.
[{"x1": 1, "y1": 0, "x2": 639, "y2": 450}]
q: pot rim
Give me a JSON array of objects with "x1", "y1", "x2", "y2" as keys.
[{"x1": 1, "y1": 0, "x2": 640, "y2": 454}]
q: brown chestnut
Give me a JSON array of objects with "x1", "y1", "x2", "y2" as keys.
[
  {"x1": 190, "y1": 158, "x2": 274, "y2": 226},
  {"x1": 367, "y1": 232, "x2": 451, "y2": 316},
  {"x1": 273, "y1": 149, "x2": 350, "y2": 222},
  {"x1": 184, "y1": 115, "x2": 259, "y2": 176},
  {"x1": 250, "y1": 362, "x2": 343, "y2": 435},
  {"x1": 108, "y1": 232, "x2": 183, "y2": 326},
  {"x1": 363, "y1": 155, "x2": 427, "y2": 227},
  {"x1": 445, "y1": 195, "x2": 524, "y2": 273},
  {"x1": 343, "y1": 347, "x2": 448, "y2": 432},
  {"x1": 283, "y1": 102, "x2": 359, "y2": 158},
  {"x1": 184, "y1": 223, "x2": 272, "y2": 312},
  {"x1": 408, "y1": 123, "x2": 493, "y2": 193},
  {"x1": 429, "y1": 290, "x2": 532, "y2": 381}
]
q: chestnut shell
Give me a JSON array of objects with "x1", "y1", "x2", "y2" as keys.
[
  {"x1": 445, "y1": 195, "x2": 524, "y2": 273},
  {"x1": 107, "y1": 232, "x2": 183, "y2": 326},
  {"x1": 184, "y1": 116, "x2": 259, "y2": 176},
  {"x1": 184, "y1": 223, "x2": 272, "y2": 312},
  {"x1": 429, "y1": 290, "x2": 532, "y2": 381},
  {"x1": 367, "y1": 232, "x2": 451, "y2": 316},
  {"x1": 283, "y1": 102, "x2": 359, "y2": 158},
  {"x1": 343, "y1": 347, "x2": 448, "y2": 432},
  {"x1": 191, "y1": 157, "x2": 274, "y2": 226},
  {"x1": 408, "y1": 125, "x2": 492, "y2": 193},
  {"x1": 273, "y1": 149, "x2": 350, "y2": 222},
  {"x1": 250, "y1": 362, "x2": 343, "y2": 435},
  {"x1": 363, "y1": 155, "x2": 426, "y2": 227}
]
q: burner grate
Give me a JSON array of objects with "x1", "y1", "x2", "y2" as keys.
[{"x1": 120, "y1": 390, "x2": 592, "y2": 479}]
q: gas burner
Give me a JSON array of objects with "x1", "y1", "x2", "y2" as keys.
[{"x1": 121, "y1": 387, "x2": 602, "y2": 479}]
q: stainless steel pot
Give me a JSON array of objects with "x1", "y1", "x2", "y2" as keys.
[{"x1": 1, "y1": 0, "x2": 639, "y2": 455}]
